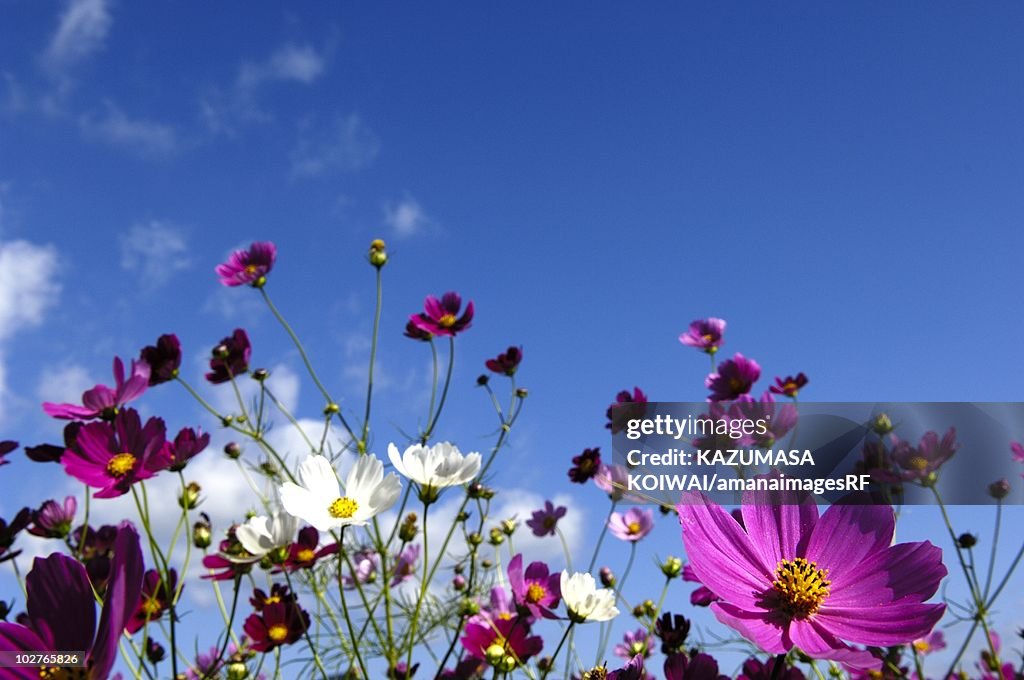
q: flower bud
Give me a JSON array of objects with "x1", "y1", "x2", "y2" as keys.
[
  {"x1": 481, "y1": 559, "x2": 493, "y2": 569},
  {"x1": 454, "y1": 563, "x2": 465, "y2": 575},
  {"x1": 467, "y1": 483, "x2": 484, "y2": 499},
  {"x1": 458, "y1": 598, "x2": 480, "y2": 617},
  {"x1": 0, "y1": 599, "x2": 9, "y2": 621},
  {"x1": 146, "y1": 638, "x2": 166, "y2": 665},
  {"x1": 224, "y1": 442, "x2": 242, "y2": 459},
  {"x1": 467, "y1": 532, "x2": 483, "y2": 547},
  {"x1": 484, "y1": 644, "x2": 505, "y2": 666},
  {"x1": 488, "y1": 528, "x2": 505, "y2": 545},
  {"x1": 957, "y1": 533, "x2": 978, "y2": 549},
  {"x1": 399, "y1": 513, "x2": 418, "y2": 542},
  {"x1": 323, "y1": 402, "x2": 340, "y2": 415},
  {"x1": 643, "y1": 599, "x2": 657, "y2": 617},
  {"x1": 252, "y1": 368, "x2": 269, "y2": 382},
  {"x1": 226, "y1": 662, "x2": 249, "y2": 680},
  {"x1": 476, "y1": 374, "x2": 490, "y2": 386},
  {"x1": 193, "y1": 516, "x2": 212, "y2": 549},
  {"x1": 870, "y1": 413, "x2": 894, "y2": 435},
  {"x1": 988, "y1": 478, "x2": 1011, "y2": 500},
  {"x1": 537, "y1": 657, "x2": 553, "y2": 672},
  {"x1": 661, "y1": 556, "x2": 683, "y2": 579},
  {"x1": 501, "y1": 519, "x2": 517, "y2": 536},
  {"x1": 452, "y1": 574, "x2": 466, "y2": 591},
  {"x1": 178, "y1": 482, "x2": 202, "y2": 510},
  {"x1": 368, "y1": 239, "x2": 388, "y2": 268},
  {"x1": 456, "y1": 511, "x2": 470, "y2": 522},
  {"x1": 632, "y1": 603, "x2": 645, "y2": 617},
  {"x1": 515, "y1": 387, "x2": 528, "y2": 398},
  {"x1": 599, "y1": 566, "x2": 615, "y2": 588},
  {"x1": 659, "y1": 503, "x2": 675, "y2": 516},
  {"x1": 213, "y1": 344, "x2": 230, "y2": 360}
]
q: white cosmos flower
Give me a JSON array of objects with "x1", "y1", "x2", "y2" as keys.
[
  {"x1": 560, "y1": 570, "x2": 620, "y2": 623},
  {"x1": 280, "y1": 454, "x2": 401, "y2": 532},
  {"x1": 387, "y1": 441, "x2": 481, "y2": 490},
  {"x1": 234, "y1": 504, "x2": 299, "y2": 561}
]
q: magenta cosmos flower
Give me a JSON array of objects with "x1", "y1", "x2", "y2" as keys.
[
  {"x1": 508, "y1": 553, "x2": 561, "y2": 620},
  {"x1": 677, "y1": 489, "x2": 947, "y2": 670},
  {"x1": 526, "y1": 500, "x2": 567, "y2": 537},
  {"x1": 0, "y1": 522, "x2": 143, "y2": 680},
  {"x1": 460, "y1": 615, "x2": 542, "y2": 667},
  {"x1": 485, "y1": 346, "x2": 523, "y2": 376},
  {"x1": 705, "y1": 353, "x2": 760, "y2": 402},
  {"x1": 139, "y1": 333, "x2": 182, "y2": 385},
  {"x1": 770, "y1": 373, "x2": 809, "y2": 398},
  {"x1": 606, "y1": 387, "x2": 647, "y2": 433},
  {"x1": 890, "y1": 427, "x2": 959, "y2": 482},
  {"x1": 679, "y1": 318, "x2": 726, "y2": 354},
  {"x1": 409, "y1": 291, "x2": 474, "y2": 337},
  {"x1": 216, "y1": 241, "x2": 277, "y2": 287},
  {"x1": 43, "y1": 356, "x2": 150, "y2": 421},
  {"x1": 609, "y1": 507, "x2": 654, "y2": 542},
  {"x1": 62, "y1": 408, "x2": 170, "y2": 498},
  {"x1": 27, "y1": 495, "x2": 77, "y2": 539}
]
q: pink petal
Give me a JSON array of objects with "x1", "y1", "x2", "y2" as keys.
[
  {"x1": 711, "y1": 601, "x2": 787, "y2": 653},
  {"x1": 804, "y1": 503, "x2": 894, "y2": 584},
  {"x1": 740, "y1": 488, "x2": 818, "y2": 568},
  {"x1": 814, "y1": 602, "x2": 945, "y2": 646}
]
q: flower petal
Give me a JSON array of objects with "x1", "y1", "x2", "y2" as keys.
[
  {"x1": 91, "y1": 523, "x2": 144, "y2": 679},
  {"x1": 804, "y1": 503, "x2": 894, "y2": 584},
  {"x1": 710, "y1": 601, "x2": 786, "y2": 654},
  {"x1": 814, "y1": 602, "x2": 945, "y2": 646},
  {"x1": 678, "y1": 493, "x2": 772, "y2": 608},
  {"x1": 297, "y1": 455, "x2": 340, "y2": 502},
  {"x1": 825, "y1": 540, "x2": 946, "y2": 607},
  {"x1": 25, "y1": 553, "x2": 96, "y2": 652},
  {"x1": 788, "y1": 619, "x2": 881, "y2": 670},
  {"x1": 740, "y1": 487, "x2": 818, "y2": 568}
]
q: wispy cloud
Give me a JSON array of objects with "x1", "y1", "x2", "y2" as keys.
[
  {"x1": 42, "y1": 0, "x2": 112, "y2": 74},
  {"x1": 383, "y1": 193, "x2": 429, "y2": 238},
  {"x1": 119, "y1": 220, "x2": 192, "y2": 289},
  {"x1": 289, "y1": 113, "x2": 379, "y2": 178},
  {"x1": 79, "y1": 102, "x2": 178, "y2": 157},
  {"x1": 37, "y1": 363, "x2": 94, "y2": 404},
  {"x1": 201, "y1": 43, "x2": 327, "y2": 134},
  {"x1": 0, "y1": 240, "x2": 61, "y2": 420}
]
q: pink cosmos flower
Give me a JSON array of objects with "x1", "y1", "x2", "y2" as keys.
[
  {"x1": 911, "y1": 630, "x2": 946, "y2": 655},
  {"x1": 705, "y1": 353, "x2": 760, "y2": 402},
  {"x1": 390, "y1": 544, "x2": 420, "y2": 587},
  {"x1": 43, "y1": 356, "x2": 150, "y2": 421},
  {"x1": 890, "y1": 428, "x2": 959, "y2": 482},
  {"x1": 1011, "y1": 441, "x2": 1024, "y2": 463},
  {"x1": 526, "y1": 500, "x2": 567, "y2": 537},
  {"x1": 27, "y1": 496, "x2": 77, "y2": 539},
  {"x1": 614, "y1": 628, "x2": 654, "y2": 661},
  {"x1": 677, "y1": 487, "x2": 947, "y2": 670},
  {"x1": 460, "y1": 615, "x2": 542, "y2": 665},
  {"x1": 507, "y1": 553, "x2": 561, "y2": 620},
  {"x1": 679, "y1": 318, "x2": 726, "y2": 354},
  {"x1": 608, "y1": 507, "x2": 654, "y2": 542},
  {"x1": 409, "y1": 292, "x2": 474, "y2": 337},
  {"x1": 62, "y1": 409, "x2": 170, "y2": 499},
  {"x1": 769, "y1": 373, "x2": 809, "y2": 398},
  {"x1": 216, "y1": 241, "x2": 277, "y2": 287}
]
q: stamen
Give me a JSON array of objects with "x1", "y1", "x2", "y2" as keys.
[
  {"x1": 526, "y1": 583, "x2": 547, "y2": 603},
  {"x1": 438, "y1": 313, "x2": 457, "y2": 328},
  {"x1": 267, "y1": 623, "x2": 289, "y2": 642},
  {"x1": 106, "y1": 452, "x2": 137, "y2": 477},
  {"x1": 328, "y1": 496, "x2": 358, "y2": 519},
  {"x1": 772, "y1": 557, "x2": 830, "y2": 619}
]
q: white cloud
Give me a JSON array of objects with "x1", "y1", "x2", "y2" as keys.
[
  {"x1": 119, "y1": 220, "x2": 191, "y2": 289},
  {"x1": 383, "y1": 194, "x2": 428, "y2": 238},
  {"x1": 0, "y1": 240, "x2": 60, "y2": 419},
  {"x1": 240, "y1": 44, "x2": 324, "y2": 89},
  {"x1": 37, "y1": 363, "x2": 93, "y2": 404},
  {"x1": 42, "y1": 0, "x2": 112, "y2": 73},
  {"x1": 289, "y1": 113, "x2": 379, "y2": 178},
  {"x1": 79, "y1": 102, "x2": 178, "y2": 157},
  {"x1": 201, "y1": 43, "x2": 327, "y2": 134}
]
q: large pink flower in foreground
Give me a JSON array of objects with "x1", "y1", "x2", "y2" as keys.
[{"x1": 677, "y1": 489, "x2": 946, "y2": 670}]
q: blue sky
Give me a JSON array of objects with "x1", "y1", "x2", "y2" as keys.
[{"x1": 1, "y1": 2, "x2": 1023, "y2": 677}]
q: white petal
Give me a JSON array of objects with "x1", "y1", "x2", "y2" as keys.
[
  {"x1": 387, "y1": 443, "x2": 408, "y2": 479},
  {"x1": 280, "y1": 482, "x2": 334, "y2": 533},
  {"x1": 297, "y1": 455, "x2": 340, "y2": 502},
  {"x1": 236, "y1": 516, "x2": 272, "y2": 556},
  {"x1": 347, "y1": 454, "x2": 384, "y2": 496}
]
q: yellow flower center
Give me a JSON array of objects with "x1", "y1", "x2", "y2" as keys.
[
  {"x1": 264, "y1": 595, "x2": 281, "y2": 605},
  {"x1": 772, "y1": 557, "x2": 830, "y2": 619},
  {"x1": 909, "y1": 456, "x2": 929, "y2": 470},
  {"x1": 438, "y1": 313, "x2": 457, "y2": 328},
  {"x1": 867, "y1": 671, "x2": 884, "y2": 680},
  {"x1": 267, "y1": 623, "x2": 289, "y2": 642},
  {"x1": 525, "y1": 583, "x2": 547, "y2": 603},
  {"x1": 142, "y1": 597, "x2": 162, "y2": 617},
  {"x1": 913, "y1": 640, "x2": 930, "y2": 653},
  {"x1": 245, "y1": 263, "x2": 258, "y2": 275},
  {"x1": 328, "y1": 496, "x2": 358, "y2": 519},
  {"x1": 497, "y1": 611, "x2": 512, "y2": 620},
  {"x1": 627, "y1": 521, "x2": 642, "y2": 534},
  {"x1": 106, "y1": 452, "x2": 137, "y2": 477},
  {"x1": 39, "y1": 668, "x2": 88, "y2": 680},
  {"x1": 702, "y1": 333, "x2": 715, "y2": 343},
  {"x1": 296, "y1": 548, "x2": 317, "y2": 562}
]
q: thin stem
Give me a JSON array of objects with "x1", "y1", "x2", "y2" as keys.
[
  {"x1": 360, "y1": 267, "x2": 383, "y2": 450},
  {"x1": 422, "y1": 337, "x2": 455, "y2": 443},
  {"x1": 983, "y1": 499, "x2": 1002, "y2": 600},
  {"x1": 586, "y1": 502, "x2": 618, "y2": 573},
  {"x1": 406, "y1": 500, "x2": 431, "y2": 672},
  {"x1": 283, "y1": 570, "x2": 329, "y2": 680},
  {"x1": 540, "y1": 623, "x2": 575, "y2": 679}
]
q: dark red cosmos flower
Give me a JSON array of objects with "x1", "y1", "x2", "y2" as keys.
[
  {"x1": 25, "y1": 422, "x2": 82, "y2": 464},
  {"x1": 0, "y1": 508, "x2": 31, "y2": 564},
  {"x1": 404, "y1": 318, "x2": 433, "y2": 342},
  {"x1": 485, "y1": 346, "x2": 523, "y2": 376},
  {"x1": 737, "y1": 656, "x2": 807, "y2": 680},
  {"x1": 250, "y1": 583, "x2": 296, "y2": 611},
  {"x1": 606, "y1": 387, "x2": 647, "y2": 433},
  {"x1": 0, "y1": 440, "x2": 15, "y2": 467},
  {"x1": 409, "y1": 292, "x2": 474, "y2": 337},
  {"x1": 139, "y1": 334, "x2": 182, "y2": 386},
  {"x1": 156, "y1": 427, "x2": 210, "y2": 472},
  {"x1": 69, "y1": 524, "x2": 120, "y2": 592},
  {"x1": 202, "y1": 531, "x2": 256, "y2": 581},
  {"x1": 243, "y1": 599, "x2": 310, "y2": 652},
  {"x1": 206, "y1": 329, "x2": 252, "y2": 384},
  {"x1": 705, "y1": 353, "x2": 760, "y2": 402},
  {"x1": 216, "y1": 241, "x2": 277, "y2": 288},
  {"x1": 664, "y1": 653, "x2": 729, "y2": 680},
  {"x1": 127, "y1": 568, "x2": 179, "y2": 634},
  {"x1": 0, "y1": 523, "x2": 143, "y2": 680},
  {"x1": 655, "y1": 612, "x2": 691, "y2": 654},
  {"x1": 769, "y1": 373, "x2": 809, "y2": 398},
  {"x1": 568, "y1": 448, "x2": 602, "y2": 484},
  {"x1": 281, "y1": 527, "x2": 338, "y2": 572}
]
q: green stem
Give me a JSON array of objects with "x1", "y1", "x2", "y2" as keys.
[
  {"x1": 360, "y1": 267, "x2": 383, "y2": 450},
  {"x1": 540, "y1": 623, "x2": 575, "y2": 679},
  {"x1": 283, "y1": 570, "x2": 329, "y2": 680},
  {"x1": 406, "y1": 500, "x2": 431, "y2": 672},
  {"x1": 422, "y1": 337, "x2": 455, "y2": 443}
]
